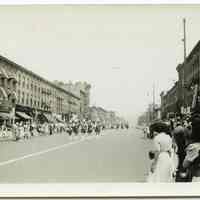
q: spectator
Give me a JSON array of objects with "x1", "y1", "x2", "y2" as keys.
[
  {"x1": 147, "y1": 128, "x2": 175, "y2": 182},
  {"x1": 183, "y1": 113, "x2": 200, "y2": 182}
]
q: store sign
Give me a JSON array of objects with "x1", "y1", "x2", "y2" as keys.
[{"x1": 0, "y1": 100, "x2": 12, "y2": 113}]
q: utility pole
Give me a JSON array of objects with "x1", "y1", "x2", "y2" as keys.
[
  {"x1": 183, "y1": 18, "x2": 186, "y2": 61},
  {"x1": 182, "y1": 18, "x2": 187, "y2": 113}
]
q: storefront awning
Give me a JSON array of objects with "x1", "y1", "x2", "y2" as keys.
[
  {"x1": 0, "y1": 112, "x2": 11, "y2": 119},
  {"x1": 43, "y1": 113, "x2": 56, "y2": 123},
  {"x1": 0, "y1": 87, "x2": 8, "y2": 99},
  {"x1": 54, "y1": 116, "x2": 64, "y2": 123},
  {"x1": 16, "y1": 112, "x2": 32, "y2": 120}
]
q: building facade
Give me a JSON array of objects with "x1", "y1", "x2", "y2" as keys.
[
  {"x1": 54, "y1": 81, "x2": 91, "y2": 119},
  {"x1": 160, "y1": 81, "x2": 179, "y2": 119},
  {"x1": 0, "y1": 55, "x2": 81, "y2": 122},
  {"x1": 159, "y1": 41, "x2": 200, "y2": 118},
  {"x1": 176, "y1": 40, "x2": 200, "y2": 113}
]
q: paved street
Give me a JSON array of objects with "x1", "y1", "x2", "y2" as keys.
[{"x1": 0, "y1": 128, "x2": 152, "y2": 183}]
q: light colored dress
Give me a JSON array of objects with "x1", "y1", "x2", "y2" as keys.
[{"x1": 147, "y1": 132, "x2": 175, "y2": 183}]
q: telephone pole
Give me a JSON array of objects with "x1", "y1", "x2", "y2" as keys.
[
  {"x1": 183, "y1": 18, "x2": 186, "y2": 61},
  {"x1": 182, "y1": 18, "x2": 187, "y2": 112}
]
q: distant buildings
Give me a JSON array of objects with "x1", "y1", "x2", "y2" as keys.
[
  {"x1": 88, "y1": 106, "x2": 126, "y2": 128},
  {"x1": 137, "y1": 103, "x2": 161, "y2": 126},
  {"x1": 54, "y1": 81, "x2": 91, "y2": 119}
]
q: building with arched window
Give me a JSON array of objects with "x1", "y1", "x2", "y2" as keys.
[{"x1": 0, "y1": 54, "x2": 83, "y2": 123}]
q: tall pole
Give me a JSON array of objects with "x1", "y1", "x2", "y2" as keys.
[
  {"x1": 183, "y1": 18, "x2": 186, "y2": 61},
  {"x1": 182, "y1": 18, "x2": 186, "y2": 112}
]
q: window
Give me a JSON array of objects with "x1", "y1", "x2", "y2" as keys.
[
  {"x1": 27, "y1": 79, "x2": 29, "y2": 89},
  {"x1": 17, "y1": 90, "x2": 20, "y2": 103},
  {"x1": 26, "y1": 98, "x2": 29, "y2": 106}
]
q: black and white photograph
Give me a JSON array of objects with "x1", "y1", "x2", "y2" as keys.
[{"x1": 0, "y1": 2, "x2": 200, "y2": 197}]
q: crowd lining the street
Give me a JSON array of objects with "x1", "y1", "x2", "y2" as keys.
[{"x1": 144, "y1": 111, "x2": 200, "y2": 183}]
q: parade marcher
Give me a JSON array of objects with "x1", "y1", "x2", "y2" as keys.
[
  {"x1": 30, "y1": 122, "x2": 34, "y2": 137},
  {"x1": 87, "y1": 122, "x2": 93, "y2": 135},
  {"x1": 49, "y1": 124, "x2": 53, "y2": 135},
  {"x1": 12, "y1": 122, "x2": 18, "y2": 141},
  {"x1": 67, "y1": 123, "x2": 73, "y2": 137}
]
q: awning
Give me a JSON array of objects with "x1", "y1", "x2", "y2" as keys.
[
  {"x1": 14, "y1": 116, "x2": 20, "y2": 120},
  {"x1": 54, "y1": 116, "x2": 64, "y2": 123},
  {"x1": 43, "y1": 113, "x2": 56, "y2": 123},
  {"x1": 16, "y1": 112, "x2": 32, "y2": 120},
  {"x1": 0, "y1": 112, "x2": 11, "y2": 119},
  {"x1": 0, "y1": 87, "x2": 8, "y2": 99}
]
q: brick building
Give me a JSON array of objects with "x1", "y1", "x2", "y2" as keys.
[
  {"x1": 176, "y1": 40, "x2": 200, "y2": 113},
  {"x1": 160, "y1": 81, "x2": 179, "y2": 119},
  {"x1": 0, "y1": 55, "x2": 82, "y2": 123},
  {"x1": 160, "y1": 40, "x2": 200, "y2": 118},
  {"x1": 54, "y1": 81, "x2": 91, "y2": 119}
]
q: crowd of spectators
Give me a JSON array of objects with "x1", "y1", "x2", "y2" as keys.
[{"x1": 146, "y1": 113, "x2": 200, "y2": 182}]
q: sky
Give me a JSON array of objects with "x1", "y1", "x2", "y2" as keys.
[{"x1": 0, "y1": 5, "x2": 200, "y2": 124}]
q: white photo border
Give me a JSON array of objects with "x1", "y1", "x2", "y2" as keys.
[{"x1": 0, "y1": 0, "x2": 199, "y2": 198}]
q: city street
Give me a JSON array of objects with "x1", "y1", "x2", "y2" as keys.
[{"x1": 0, "y1": 128, "x2": 152, "y2": 183}]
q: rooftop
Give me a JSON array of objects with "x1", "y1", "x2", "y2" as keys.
[{"x1": 0, "y1": 54, "x2": 80, "y2": 100}]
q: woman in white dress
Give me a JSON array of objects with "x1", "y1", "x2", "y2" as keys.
[{"x1": 147, "y1": 130, "x2": 175, "y2": 182}]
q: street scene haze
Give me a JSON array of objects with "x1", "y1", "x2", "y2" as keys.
[{"x1": 0, "y1": 5, "x2": 200, "y2": 183}]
